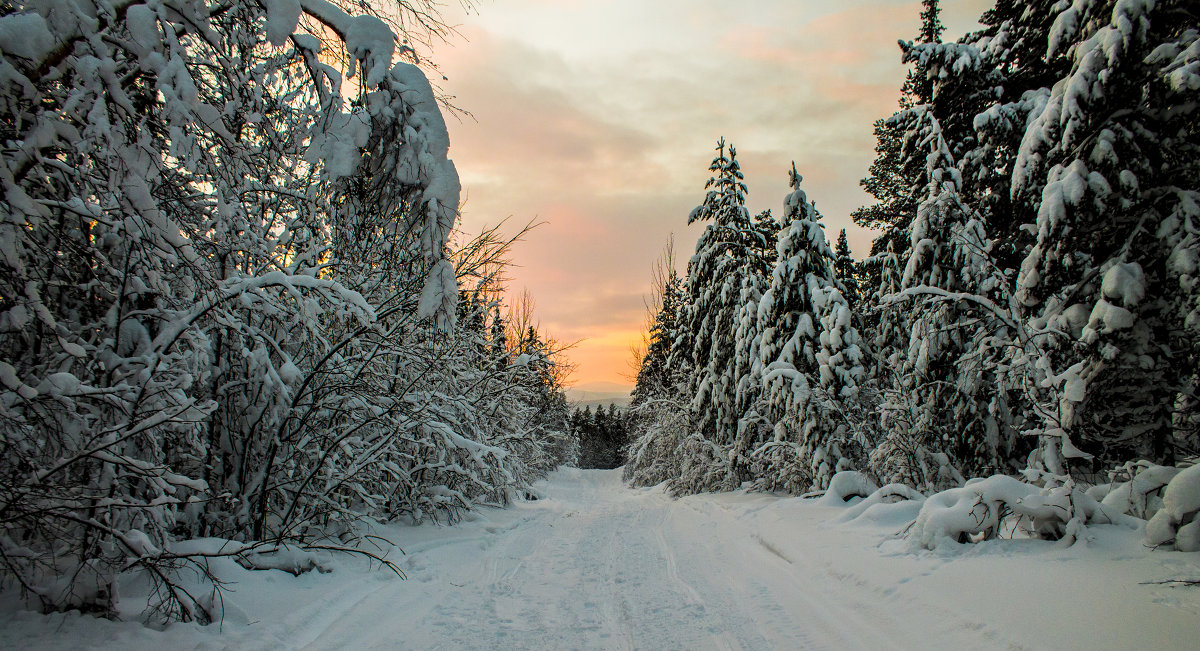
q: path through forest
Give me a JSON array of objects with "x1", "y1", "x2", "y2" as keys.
[
  {"x1": 4, "y1": 468, "x2": 1198, "y2": 650},
  {"x1": 270, "y1": 469, "x2": 1197, "y2": 650},
  {"x1": 299, "y1": 468, "x2": 943, "y2": 650}
]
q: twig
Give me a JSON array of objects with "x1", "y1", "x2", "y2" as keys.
[{"x1": 1140, "y1": 578, "x2": 1200, "y2": 587}]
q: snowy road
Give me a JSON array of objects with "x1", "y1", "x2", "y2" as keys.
[
  {"x1": 301, "y1": 469, "x2": 925, "y2": 650},
  {"x1": 284, "y1": 468, "x2": 1200, "y2": 650},
  {"x1": 4, "y1": 467, "x2": 1199, "y2": 650}
]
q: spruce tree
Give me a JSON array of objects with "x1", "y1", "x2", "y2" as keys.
[
  {"x1": 673, "y1": 139, "x2": 775, "y2": 492},
  {"x1": 909, "y1": 0, "x2": 1200, "y2": 473},
  {"x1": 626, "y1": 262, "x2": 693, "y2": 488},
  {"x1": 834, "y1": 229, "x2": 860, "y2": 308},
  {"x1": 632, "y1": 269, "x2": 685, "y2": 407},
  {"x1": 746, "y1": 166, "x2": 866, "y2": 492},
  {"x1": 490, "y1": 307, "x2": 509, "y2": 372},
  {"x1": 1001, "y1": 0, "x2": 1200, "y2": 470},
  {"x1": 851, "y1": 0, "x2": 945, "y2": 264},
  {"x1": 680, "y1": 141, "x2": 760, "y2": 445},
  {"x1": 892, "y1": 107, "x2": 1016, "y2": 479}
]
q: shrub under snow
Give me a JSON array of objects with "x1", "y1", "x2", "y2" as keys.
[
  {"x1": 905, "y1": 463, "x2": 1198, "y2": 551},
  {"x1": 907, "y1": 475, "x2": 1100, "y2": 549},
  {"x1": 1146, "y1": 464, "x2": 1200, "y2": 552}
]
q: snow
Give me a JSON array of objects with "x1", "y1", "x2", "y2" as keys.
[
  {"x1": 1082, "y1": 298, "x2": 1136, "y2": 342},
  {"x1": 278, "y1": 360, "x2": 302, "y2": 385},
  {"x1": 1101, "y1": 463, "x2": 1180, "y2": 519},
  {"x1": 121, "y1": 529, "x2": 160, "y2": 558},
  {"x1": 345, "y1": 15, "x2": 395, "y2": 88},
  {"x1": 264, "y1": 0, "x2": 303, "y2": 47},
  {"x1": 4, "y1": 469, "x2": 1197, "y2": 649},
  {"x1": 1101, "y1": 261, "x2": 1146, "y2": 306},
  {"x1": 417, "y1": 259, "x2": 459, "y2": 328},
  {"x1": 0, "y1": 12, "x2": 55, "y2": 61},
  {"x1": 125, "y1": 6, "x2": 160, "y2": 50},
  {"x1": 306, "y1": 110, "x2": 371, "y2": 179},
  {"x1": 819, "y1": 470, "x2": 879, "y2": 505},
  {"x1": 1163, "y1": 464, "x2": 1200, "y2": 520},
  {"x1": 836, "y1": 483, "x2": 926, "y2": 524},
  {"x1": 39, "y1": 372, "x2": 81, "y2": 397},
  {"x1": 911, "y1": 475, "x2": 1041, "y2": 548},
  {"x1": 1147, "y1": 465, "x2": 1200, "y2": 550},
  {"x1": 0, "y1": 360, "x2": 36, "y2": 399}
]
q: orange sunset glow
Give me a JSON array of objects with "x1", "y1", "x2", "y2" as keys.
[{"x1": 437, "y1": 0, "x2": 992, "y2": 390}]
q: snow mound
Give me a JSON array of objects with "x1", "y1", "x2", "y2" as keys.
[
  {"x1": 838, "y1": 483, "x2": 926, "y2": 524},
  {"x1": 819, "y1": 471, "x2": 880, "y2": 506},
  {"x1": 1145, "y1": 464, "x2": 1200, "y2": 551},
  {"x1": 909, "y1": 475, "x2": 1079, "y2": 549},
  {"x1": 1095, "y1": 462, "x2": 1178, "y2": 520}
]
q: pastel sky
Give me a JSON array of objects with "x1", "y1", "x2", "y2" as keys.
[{"x1": 436, "y1": 0, "x2": 992, "y2": 389}]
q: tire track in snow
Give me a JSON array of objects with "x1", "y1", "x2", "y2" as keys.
[
  {"x1": 300, "y1": 468, "x2": 1025, "y2": 650},
  {"x1": 652, "y1": 515, "x2": 704, "y2": 607}
]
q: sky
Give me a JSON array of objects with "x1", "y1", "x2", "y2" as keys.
[{"x1": 434, "y1": 0, "x2": 992, "y2": 390}]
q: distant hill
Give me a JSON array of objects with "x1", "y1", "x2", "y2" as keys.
[{"x1": 565, "y1": 381, "x2": 632, "y2": 408}]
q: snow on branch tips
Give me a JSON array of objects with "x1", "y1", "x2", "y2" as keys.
[
  {"x1": 299, "y1": 0, "x2": 396, "y2": 88},
  {"x1": 0, "y1": 0, "x2": 563, "y2": 624}
]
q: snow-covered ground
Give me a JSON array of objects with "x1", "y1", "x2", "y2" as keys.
[{"x1": 3, "y1": 467, "x2": 1199, "y2": 649}]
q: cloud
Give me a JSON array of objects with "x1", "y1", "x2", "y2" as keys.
[{"x1": 435, "y1": 0, "x2": 992, "y2": 386}]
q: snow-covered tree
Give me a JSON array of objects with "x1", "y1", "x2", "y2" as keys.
[
  {"x1": 852, "y1": 0, "x2": 944, "y2": 265},
  {"x1": 886, "y1": 107, "x2": 1020, "y2": 478},
  {"x1": 1003, "y1": 0, "x2": 1199, "y2": 470},
  {"x1": 834, "y1": 229, "x2": 861, "y2": 308},
  {"x1": 626, "y1": 248, "x2": 692, "y2": 487},
  {"x1": 868, "y1": 0, "x2": 1199, "y2": 484},
  {"x1": 674, "y1": 140, "x2": 775, "y2": 491},
  {"x1": 745, "y1": 166, "x2": 866, "y2": 492},
  {"x1": 0, "y1": 0, "x2": 571, "y2": 621},
  {"x1": 633, "y1": 268, "x2": 685, "y2": 407}
]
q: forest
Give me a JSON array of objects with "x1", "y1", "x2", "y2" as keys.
[
  {"x1": 0, "y1": 0, "x2": 1197, "y2": 640},
  {"x1": 624, "y1": 0, "x2": 1199, "y2": 547},
  {"x1": 0, "y1": 0, "x2": 574, "y2": 622}
]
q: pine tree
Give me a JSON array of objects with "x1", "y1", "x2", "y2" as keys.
[
  {"x1": 1001, "y1": 0, "x2": 1200, "y2": 470},
  {"x1": 746, "y1": 166, "x2": 866, "y2": 492},
  {"x1": 834, "y1": 229, "x2": 861, "y2": 308},
  {"x1": 852, "y1": 0, "x2": 945, "y2": 274},
  {"x1": 679, "y1": 140, "x2": 766, "y2": 455}
]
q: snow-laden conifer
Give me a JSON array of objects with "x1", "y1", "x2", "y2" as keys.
[
  {"x1": 672, "y1": 140, "x2": 774, "y2": 492},
  {"x1": 746, "y1": 166, "x2": 866, "y2": 492}
]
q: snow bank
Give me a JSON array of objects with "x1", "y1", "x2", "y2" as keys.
[
  {"x1": 1146, "y1": 464, "x2": 1200, "y2": 551},
  {"x1": 911, "y1": 475, "x2": 1042, "y2": 548}
]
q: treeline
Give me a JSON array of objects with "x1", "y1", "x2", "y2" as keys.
[
  {"x1": 625, "y1": 0, "x2": 1199, "y2": 521},
  {"x1": 0, "y1": 0, "x2": 571, "y2": 621},
  {"x1": 570, "y1": 405, "x2": 633, "y2": 469}
]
